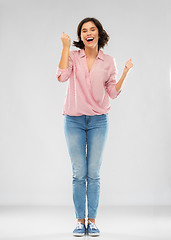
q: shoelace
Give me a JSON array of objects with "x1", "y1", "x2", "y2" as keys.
[
  {"x1": 89, "y1": 221, "x2": 97, "y2": 230},
  {"x1": 76, "y1": 222, "x2": 84, "y2": 229}
]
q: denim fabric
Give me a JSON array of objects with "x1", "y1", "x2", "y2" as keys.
[{"x1": 64, "y1": 114, "x2": 109, "y2": 219}]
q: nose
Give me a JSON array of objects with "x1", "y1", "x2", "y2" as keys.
[
  {"x1": 87, "y1": 33, "x2": 93, "y2": 37},
  {"x1": 86, "y1": 30, "x2": 92, "y2": 35}
]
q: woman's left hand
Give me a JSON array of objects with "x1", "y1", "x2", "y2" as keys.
[{"x1": 125, "y1": 59, "x2": 134, "y2": 70}]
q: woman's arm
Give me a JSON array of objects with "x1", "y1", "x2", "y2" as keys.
[
  {"x1": 115, "y1": 59, "x2": 133, "y2": 92},
  {"x1": 58, "y1": 47, "x2": 70, "y2": 81},
  {"x1": 59, "y1": 46, "x2": 70, "y2": 69},
  {"x1": 58, "y1": 32, "x2": 71, "y2": 81}
]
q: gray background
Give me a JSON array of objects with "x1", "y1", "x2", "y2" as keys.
[{"x1": 0, "y1": 0, "x2": 171, "y2": 206}]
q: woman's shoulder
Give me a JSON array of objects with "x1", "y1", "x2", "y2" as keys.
[
  {"x1": 102, "y1": 51, "x2": 118, "y2": 72},
  {"x1": 102, "y1": 51, "x2": 114, "y2": 61},
  {"x1": 69, "y1": 49, "x2": 82, "y2": 60}
]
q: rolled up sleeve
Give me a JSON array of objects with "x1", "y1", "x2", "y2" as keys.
[
  {"x1": 105, "y1": 57, "x2": 121, "y2": 99},
  {"x1": 56, "y1": 51, "x2": 74, "y2": 82}
]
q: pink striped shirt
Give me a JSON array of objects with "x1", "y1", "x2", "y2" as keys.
[{"x1": 56, "y1": 49, "x2": 121, "y2": 116}]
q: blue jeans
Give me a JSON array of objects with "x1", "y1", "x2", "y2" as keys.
[{"x1": 64, "y1": 114, "x2": 109, "y2": 219}]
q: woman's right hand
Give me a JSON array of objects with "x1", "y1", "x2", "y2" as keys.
[{"x1": 61, "y1": 32, "x2": 71, "y2": 48}]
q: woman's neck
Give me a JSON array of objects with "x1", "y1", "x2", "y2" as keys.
[{"x1": 84, "y1": 46, "x2": 99, "y2": 58}]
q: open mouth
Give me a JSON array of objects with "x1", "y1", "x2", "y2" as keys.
[{"x1": 86, "y1": 37, "x2": 94, "y2": 43}]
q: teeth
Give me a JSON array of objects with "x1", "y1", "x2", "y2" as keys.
[{"x1": 87, "y1": 37, "x2": 94, "y2": 41}]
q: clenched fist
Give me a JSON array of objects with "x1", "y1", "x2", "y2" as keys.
[
  {"x1": 125, "y1": 59, "x2": 134, "y2": 70},
  {"x1": 61, "y1": 32, "x2": 71, "y2": 48}
]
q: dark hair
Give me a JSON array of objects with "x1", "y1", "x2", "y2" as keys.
[{"x1": 72, "y1": 17, "x2": 109, "y2": 51}]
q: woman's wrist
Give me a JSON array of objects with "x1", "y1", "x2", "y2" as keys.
[{"x1": 123, "y1": 66, "x2": 129, "y2": 73}]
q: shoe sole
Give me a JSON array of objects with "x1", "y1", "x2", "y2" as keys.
[
  {"x1": 88, "y1": 232, "x2": 100, "y2": 236},
  {"x1": 73, "y1": 233, "x2": 85, "y2": 236}
]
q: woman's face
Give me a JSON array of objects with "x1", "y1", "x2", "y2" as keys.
[{"x1": 80, "y1": 21, "x2": 99, "y2": 50}]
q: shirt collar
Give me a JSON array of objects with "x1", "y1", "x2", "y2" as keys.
[{"x1": 80, "y1": 48, "x2": 104, "y2": 61}]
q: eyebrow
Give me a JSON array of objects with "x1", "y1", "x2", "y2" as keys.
[{"x1": 82, "y1": 27, "x2": 96, "y2": 30}]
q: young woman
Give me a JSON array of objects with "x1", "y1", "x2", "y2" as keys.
[{"x1": 56, "y1": 17, "x2": 133, "y2": 237}]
